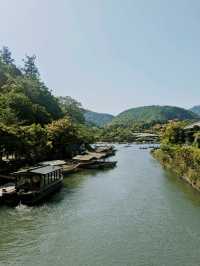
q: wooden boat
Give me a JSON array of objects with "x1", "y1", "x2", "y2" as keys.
[
  {"x1": 78, "y1": 160, "x2": 117, "y2": 170},
  {"x1": 62, "y1": 163, "x2": 80, "y2": 174},
  {"x1": 73, "y1": 154, "x2": 117, "y2": 170},
  {"x1": 13, "y1": 165, "x2": 63, "y2": 206},
  {"x1": 39, "y1": 160, "x2": 79, "y2": 175},
  {"x1": 39, "y1": 160, "x2": 66, "y2": 167},
  {"x1": 94, "y1": 145, "x2": 116, "y2": 157}
]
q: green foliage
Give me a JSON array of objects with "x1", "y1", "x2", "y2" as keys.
[
  {"x1": 161, "y1": 122, "x2": 186, "y2": 145},
  {"x1": 0, "y1": 123, "x2": 49, "y2": 162},
  {"x1": 83, "y1": 110, "x2": 114, "y2": 127},
  {"x1": 20, "y1": 124, "x2": 50, "y2": 161},
  {"x1": 0, "y1": 46, "x2": 14, "y2": 65},
  {"x1": 75, "y1": 123, "x2": 96, "y2": 144},
  {"x1": 22, "y1": 55, "x2": 39, "y2": 78},
  {"x1": 153, "y1": 145, "x2": 200, "y2": 183},
  {"x1": 111, "y1": 105, "x2": 199, "y2": 126},
  {"x1": 0, "y1": 117, "x2": 96, "y2": 162},
  {"x1": 193, "y1": 132, "x2": 200, "y2": 148},
  {"x1": 58, "y1": 96, "x2": 85, "y2": 124},
  {"x1": 0, "y1": 89, "x2": 51, "y2": 125},
  {"x1": 17, "y1": 77, "x2": 63, "y2": 120},
  {"x1": 98, "y1": 121, "x2": 161, "y2": 143},
  {"x1": 0, "y1": 47, "x2": 96, "y2": 164},
  {"x1": 47, "y1": 117, "x2": 93, "y2": 158},
  {"x1": 0, "y1": 49, "x2": 63, "y2": 125},
  {"x1": 153, "y1": 119, "x2": 200, "y2": 189}
]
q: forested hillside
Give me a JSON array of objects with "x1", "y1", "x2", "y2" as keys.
[
  {"x1": 84, "y1": 110, "x2": 114, "y2": 127},
  {"x1": 0, "y1": 47, "x2": 95, "y2": 169},
  {"x1": 0, "y1": 49, "x2": 63, "y2": 125},
  {"x1": 111, "y1": 105, "x2": 199, "y2": 126}
]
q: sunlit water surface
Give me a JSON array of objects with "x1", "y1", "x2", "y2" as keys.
[{"x1": 1, "y1": 145, "x2": 200, "y2": 266}]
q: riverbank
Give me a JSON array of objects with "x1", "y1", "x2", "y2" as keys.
[
  {"x1": 2, "y1": 144, "x2": 200, "y2": 266},
  {"x1": 152, "y1": 145, "x2": 200, "y2": 192},
  {"x1": 0, "y1": 145, "x2": 117, "y2": 206}
]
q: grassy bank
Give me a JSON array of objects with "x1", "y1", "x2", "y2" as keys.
[{"x1": 152, "y1": 145, "x2": 200, "y2": 191}]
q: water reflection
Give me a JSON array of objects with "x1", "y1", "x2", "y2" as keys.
[{"x1": 0, "y1": 145, "x2": 200, "y2": 266}]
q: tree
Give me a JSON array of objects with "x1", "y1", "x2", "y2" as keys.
[
  {"x1": 17, "y1": 77, "x2": 63, "y2": 120},
  {"x1": 0, "y1": 91, "x2": 51, "y2": 125},
  {"x1": 22, "y1": 55, "x2": 39, "y2": 78},
  {"x1": 58, "y1": 96, "x2": 85, "y2": 124},
  {"x1": 0, "y1": 123, "x2": 17, "y2": 161},
  {"x1": 161, "y1": 122, "x2": 186, "y2": 145},
  {"x1": 47, "y1": 117, "x2": 84, "y2": 158},
  {"x1": 0, "y1": 46, "x2": 14, "y2": 65},
  {"x1": 20, "y1": 124, "x2": 49, "y2": 161}
]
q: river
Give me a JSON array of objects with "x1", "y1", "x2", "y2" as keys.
[{"x1": 1, "y1": 144, "x2": 200, "y2": 266}]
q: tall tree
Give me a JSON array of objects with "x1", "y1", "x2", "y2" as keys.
[
  {"x1": 23, "y1": 55, "x2": 39, "y2": 78},
  {"x1": 58, "y1": 96, "x2": 85, "y2": 124},
  {"x1": 0, "y1": 46, "x2": 14, "y2": 65}
]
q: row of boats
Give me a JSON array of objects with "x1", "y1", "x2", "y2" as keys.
[{"x1": 0, "y1": 145, "x2": 117, "y2": 206}]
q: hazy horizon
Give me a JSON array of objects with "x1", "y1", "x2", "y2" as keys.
[{"x1": 1, "y1": 0, "x2": 200, "y2": 114}]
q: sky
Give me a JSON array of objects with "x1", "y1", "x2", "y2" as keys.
[{"x1": 0, "y1": 0, "x2": 200, "y2": 114}]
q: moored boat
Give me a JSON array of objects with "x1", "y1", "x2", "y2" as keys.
[
  {"x1": 13, "y1": 165, "x2": 63, "y2": 206},
  {"x1": 62, "y1": 163, "x2": 80, "y2": 174},
  {"x1": 39, "y1": 160, "x2": 80, "y2": 175},
  {"x1": 73, "y1": 154, "x2": 117, "y2": 170},
  {"x1": 94, "y1": 145, "x2": 116, "y2": 157},
  {"x1": 78, "y1": 160, "x2": 117, "y2": 169}
]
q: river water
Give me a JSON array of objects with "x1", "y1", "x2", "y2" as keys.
[{"x1": 1, "y1": 144, "x2": 200, "y2": 266}]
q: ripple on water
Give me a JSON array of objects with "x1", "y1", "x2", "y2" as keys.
[{"x1": 1, "y1": 146, "x2": 200, "y2": 266}]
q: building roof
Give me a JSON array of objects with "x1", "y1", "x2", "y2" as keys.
[
  {"x1": 184, "y1": 121, "x2": 200, "y2": 130},
  {"x1": 13, "y1": 165, "x2": 62, "y2": 176}
]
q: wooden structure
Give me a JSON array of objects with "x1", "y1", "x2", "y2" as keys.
[
  {"x1": 72, "y1": 154, "x2": 117, "y2": 170},
  {"x1": 13, "y1": 165, "x2": 63, "y2": 205},
  {"x1": 39, "y1": 160, "x2": 79, "y2": 175},
  {"x1": 94, "y1": 145, "x2": 116, "y2": 157},
  {"x1": 39, "y1": 160, "x2": 67, "y2": 167}
]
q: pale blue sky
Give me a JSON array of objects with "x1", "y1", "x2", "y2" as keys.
[{"x1": 0, "y1": 0, "x2": 200, "y2": 114}]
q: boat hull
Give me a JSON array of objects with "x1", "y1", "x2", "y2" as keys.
[
  {"x1": 18, "y1": 180, "x2": 63, "y2": 206},
  {"x1": 62, "y1": 164, "x2": 80, "y2": 175},
  {"x1": 2, "y1": 191, "x2": 19, "y2": 207},
  {"x1": 78, "y1": 161, "x2": 117, "y2": 170}
]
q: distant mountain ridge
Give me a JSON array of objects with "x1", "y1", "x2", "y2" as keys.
[
  {"x1": 83, "y1": 110, "x2": 114, "y2": 127},
  {"x1": 190, "y1": 106, "x2": 200, "y2": 116},
  {"x1": 111, "y1": 105, "x2": 199, "y2": 125}
]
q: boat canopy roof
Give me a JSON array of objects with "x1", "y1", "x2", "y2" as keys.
[
  {"x1": 39, "y1": 160, "x2": 66, "y2": 166},
  {"x1": 73, "y1": 154, "x2": 95, "y2": 161},
  {"x1": 88, "y1": 152, "x2": 106, "y2": 159},
  {"x1": 95, "y1": 146, "x2": 113, "y2": 153},
  {"x1": 13, "y1": 165, "x2": 62, "y2": 176},
  {"x1": 73, "y1": 152, "x2": 106, "y2": 161}
]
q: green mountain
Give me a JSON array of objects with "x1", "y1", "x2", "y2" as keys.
[
  {"x1": 84, "y1": 110, "x2": 114, "y2": 127},
  {"x1": 111, "y1": 105, "x2": 199, "y2": 125},
  {"x1": 190, "y1": 106, "x2": 200, "y2": 116}
]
